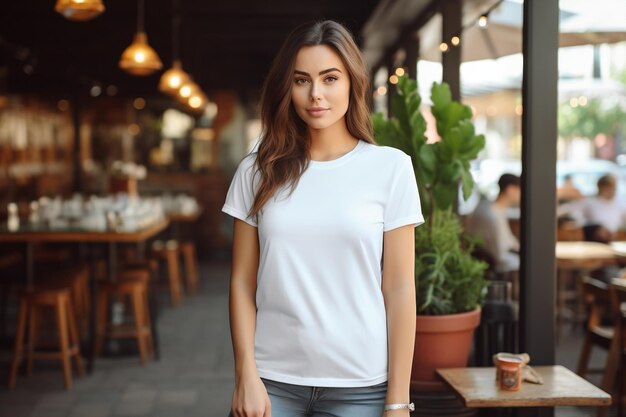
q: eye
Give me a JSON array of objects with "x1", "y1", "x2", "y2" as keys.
[
  {"x1": 294, "y1": 78, "x2": 309, "y2": 85},
  {"x1": 324, "y1": 75, "x2": 339, "y2": 83}
]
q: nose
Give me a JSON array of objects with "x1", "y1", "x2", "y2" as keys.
[{"x1": 310, "y1": 81, "x2": 321, "y2": 101}]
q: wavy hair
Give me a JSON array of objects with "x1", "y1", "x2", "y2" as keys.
[{"x1": 248, "y1": 20, "x2": 374, "y2": 219}]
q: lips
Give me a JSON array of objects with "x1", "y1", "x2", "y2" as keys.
[{"x1": 306, "y1": 107, "x2": 329, "y2": 117}]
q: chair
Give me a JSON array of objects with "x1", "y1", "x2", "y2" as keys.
[
  {"x1": 8, "y1": 287, "x2": 84, "y2": 390},
  {"x1": 608, "y1": 283, "x2": 626, "y2": 417},
  {"x1": 151, "y1": 240, "x2": 184, "y2": 306},
  {"x1": 557, "y1": 225, "x2": 584, "y2": 241},
  {"x1": 95, "y1": 269, "x2": 153, "y2": 365},
  {"x1": 474, "y1": 280, "x2": 518, "y2": 366},
  {"x1": 577, "y1": 276, "x2": 613, "y2": 379},
  {"x1": 39, "y1": 265, "x2": 91, "y2": 337}
]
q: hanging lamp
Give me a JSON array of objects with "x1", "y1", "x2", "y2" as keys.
[
  {"x1": 55, "y1": 0, "x2": 105, "y2": 21},
  {"x1": 119, "y1": 0, "x2": 162, "y2": 76},
  {"x1": 159, "y1": 3, "x2": 190, "y2": 94},
  {"x1": 159, "y1": 59, "x2": 189, "y2": 93},
  {"x1": 188, "y1": 91, "x2": 207, "y2": 110},
  {"x1": 178, "y1": 79, "x2": 200, "y2": 100}
]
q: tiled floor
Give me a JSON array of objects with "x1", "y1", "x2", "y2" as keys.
[
  {"x1": 0, "y1": 260, "x2": 615, "y2": 416},
  {"x1": 0, "y1": 261, "x2": 234, "y2": 417}
]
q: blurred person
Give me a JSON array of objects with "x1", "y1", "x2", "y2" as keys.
[
  {"x1": 561, "y1": 174, "x2": 626, "y2": 243},
  {"x1": 557, "y1": 174, "x2": 583, "y2": 205},
  {"x1": 222, "y1": 21, "x2": 423, "y2": 417},
  {"x1": 465, "y1": 173, "x2": 521, "y2": 273}
]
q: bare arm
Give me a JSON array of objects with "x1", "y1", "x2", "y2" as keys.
[
  {"x1": 229, "y1": 218, "x2": 271, "y2": 417},
  {"x1": 382, "y1": 224, "x2": 417, "y2": 416}
]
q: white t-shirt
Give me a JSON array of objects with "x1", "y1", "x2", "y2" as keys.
[
  {"x1": 563, "y1": 196, "x2": 626, "y2": 233},
  {"x1": 464, "y1": 198, "x2": 519, "y2": 272},
  {"x1": 221, "y1": 139, "x2": 424, "y2": 387}
]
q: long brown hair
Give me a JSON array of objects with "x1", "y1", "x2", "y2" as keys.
[{"x1": 248, "y1": 20, "x2": 375, "y2": 220}]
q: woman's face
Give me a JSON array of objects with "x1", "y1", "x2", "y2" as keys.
[{"x1": 291, "y1": 45, "x2": 351, "y2": 131}]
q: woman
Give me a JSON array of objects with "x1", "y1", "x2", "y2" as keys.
[{"x1": 222, "y1": 20, "x2": 423, "y2": 417}]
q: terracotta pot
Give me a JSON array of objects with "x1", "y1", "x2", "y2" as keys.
[{"x1": 411, "y1": 308, "x2": 481, "y2": 382}]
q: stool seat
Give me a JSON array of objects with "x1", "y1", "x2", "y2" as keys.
[
  {"x1": 8, "y1": 286, "x2": 84, "y2": 390},
  {"x1": 34, "y1": 266, "x2": 91, "y2": 337}
]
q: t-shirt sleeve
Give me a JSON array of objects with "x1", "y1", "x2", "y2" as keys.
[
  {"x1": 221, "y1": 154, "x2": 258, "y2": 227},
  {"x1": 383, "y1": 154, "x2": 425, "y2": 232}
]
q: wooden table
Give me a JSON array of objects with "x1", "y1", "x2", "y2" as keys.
[
  {"x1": 438, "y1": 366, "x2": 611, "y2": 414},
  {"x1": 0, "y1": 219, "x2": 169, "y2": 372},
  {"x1": 555, "y1": 241, "x2": 618, "y2": 269},
  {"x1": 0, "y1": 219, "x2": 169, "y2": 286},
  {"x1": 555, "y1": 242, "x2": 621, "y2": 329}
]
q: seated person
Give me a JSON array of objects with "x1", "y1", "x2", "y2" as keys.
[
  {"x1": 465, "y1": 174, "x2": 521, "y2": 273},
  {"x1": 557, "y1": 174, "x2": 583, "y2": 205},
  {"x1": 560, "y1": 174, "x2": 626, "y2": 243}
]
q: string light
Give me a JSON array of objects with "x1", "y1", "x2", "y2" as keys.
[
  {"x1": 478, "y1": 14, "x2": 488, "y2": 28},
  {"x1": 389, "y1": 75, "x2": 399, "y2": 84},
  {"x1": 376, "y1": 86, "x2": 388, "y2": 96},
  {"x1": 395, "y1": 67, "x2": 405, "y2": 77},
  {"x1": 436, "y1": 0, "x2": 503, "y2": 57}
]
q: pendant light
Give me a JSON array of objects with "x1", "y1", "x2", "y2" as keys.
[
  {"x1": 159, "y1": 2, "x2": 190, "y2": 94},
  {"x1": 178, "y1": 79, "x2": 200, "y2": 100},
  {"x1": 55, "y1": 0, "x2": 105, "y2": 21},
  {"x1": 160, "y1": 59, "x2": 189, "y2": 93},
  {"x1": 119, "y1": 0, "x2": 162, "y2": 76}
]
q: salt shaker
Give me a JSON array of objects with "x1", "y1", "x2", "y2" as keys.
[{"x1": 7, "y1": 203, "x2": 19, "y2": 231}]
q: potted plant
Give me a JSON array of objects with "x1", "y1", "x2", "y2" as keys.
[{"x1": 374, "y1": 77, "x2": 489, "y2": 382}]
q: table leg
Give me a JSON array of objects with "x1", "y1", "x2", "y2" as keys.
[
  {"x1": 25, "y1": 242, "x2": 33, "y2": 290},
  {"x1": 86, "y1": 244, "x2": 100, "y2": 374},
  {"x1": 108, "y1": 242, "x2": 117, "y2": 282}
]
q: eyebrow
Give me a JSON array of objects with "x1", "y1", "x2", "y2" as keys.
[{"x1": 294, "y1": 68, "x2": 342, "y2": 76}]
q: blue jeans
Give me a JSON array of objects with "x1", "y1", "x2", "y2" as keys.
[{"x1": 229, "y1": 378, "x2": 388, "y2": 417}]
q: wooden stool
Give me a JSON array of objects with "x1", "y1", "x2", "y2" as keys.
[
  {"x1": 95, "y1": 275, "x2": 153, "y2": 365},
  {"x1": 180, "y1": 242, "x2": 199, "y2": 294},
  {"x1": 8, "y1": 287, "x2": 84, "y2": 390},
  {"x1": 41, "y1": 265, "x2": 91, "y2": 338},
  {"x1": 152, "y1": 240, "x2": 183, "y2": 306}
]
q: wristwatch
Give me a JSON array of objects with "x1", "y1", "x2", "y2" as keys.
[{"x1": 384, "y1": 403, "x2": 415, "y2": 412}]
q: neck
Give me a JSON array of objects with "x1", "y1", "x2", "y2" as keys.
[
  {"x1": 308, "y1": 119, "x2": 358, "y2": 161},
  {"x1": 494, "y1": 196, "x2": 508, "y2": 209}
]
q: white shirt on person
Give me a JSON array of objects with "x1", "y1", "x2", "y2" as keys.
[
  {"x1": 464, "y1": 197, "x2": 519, "y2": 272},
  {"x1": 562, "y1": 196, "x2": 626, "y2": 233},
  {"x1": 221, "y1": 139, "x2": 424, "y2": 387}
]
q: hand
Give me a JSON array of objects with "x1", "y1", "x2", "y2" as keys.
[{"x1": 231, "y1": 375, "x2": 272, "y2": 417}]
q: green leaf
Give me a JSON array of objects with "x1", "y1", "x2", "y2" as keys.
[
  {"x1": 419, "y1": 143, "x2": 436, "y2": 174},
  {"x1": 410, "y1": 111, "x2": 427, "y2": 148},
  {"x1": 390, "y1": 93, "x2": 411, "y2": 138},
  {"x1": 460, "y1": 168, "x2": 474, "y2": 200},
  {"x1": 433, "y1": 185, "x2": 456, "y2": 210}
]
